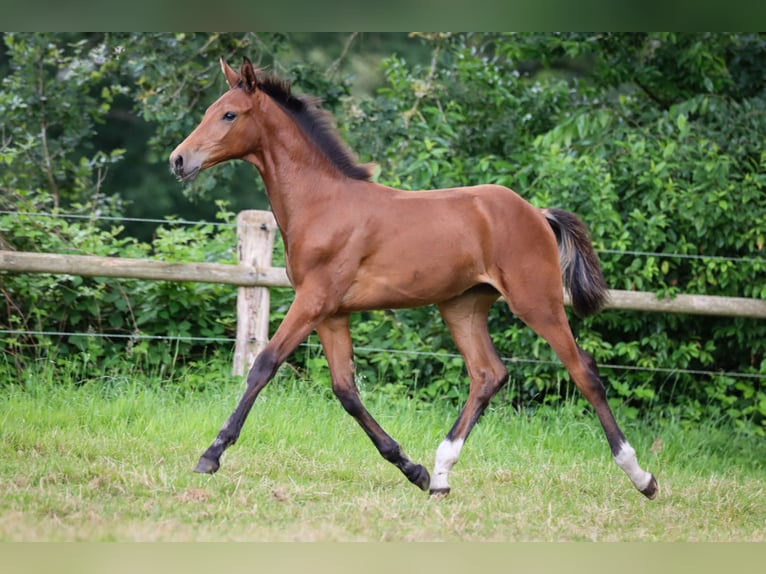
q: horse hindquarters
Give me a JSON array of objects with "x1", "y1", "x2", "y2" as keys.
[{"x1": 494, "y1": 208, "x2": 657, "y2": 499}]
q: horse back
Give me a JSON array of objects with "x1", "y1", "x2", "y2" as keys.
[{"x1": 332, "y1": 183, "x2": 555, "y2": 311}]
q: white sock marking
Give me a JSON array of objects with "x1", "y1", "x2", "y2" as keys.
[
  {"x1": 430, "y1": 438, "x2": 464, "y2": 491},
  {"x1": 613, "y1": 441, "x2": 653, "y2": 491}
]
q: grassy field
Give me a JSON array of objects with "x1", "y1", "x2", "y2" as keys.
[{"x1": 1, "y1": 360, "x2": 764, "y2": 541}]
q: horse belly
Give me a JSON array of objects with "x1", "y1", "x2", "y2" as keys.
[
  {"x1": 336, "y1": 186, "x2": 513, "y2": 311},
  {"x1": 339, "y1": 247, "x2": 483, "y2": 311}
]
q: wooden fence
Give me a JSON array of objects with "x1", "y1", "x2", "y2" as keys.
[{"x1": 2, "y1": 210, "x2": 766, "y2": 376}]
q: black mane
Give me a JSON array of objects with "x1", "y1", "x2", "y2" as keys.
[{"x1": 250, "y1": 73, "x2": 372, "y2": 182}]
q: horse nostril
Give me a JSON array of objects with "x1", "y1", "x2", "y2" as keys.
[{"x1": 173, "y1": 154, "x2": 184, "y2": 172}]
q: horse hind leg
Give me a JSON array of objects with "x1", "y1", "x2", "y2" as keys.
[
  {"x1": 430, "y1": 289, "x2": 508, "y2": 497},
  {"x1": 512, "y1": 300, "x2": 658, "y2": 499},
  {"x1": 572, "y1": 345, "x2": 658, "y2": 498}
]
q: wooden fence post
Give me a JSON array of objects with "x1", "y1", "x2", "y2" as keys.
[{"x1": 232, "y1": 210, "x2": 278, "y2": 377}]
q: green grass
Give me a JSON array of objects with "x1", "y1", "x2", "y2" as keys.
[{"x1": 1, "y1": 359, "x2": 764, "y2": 541}]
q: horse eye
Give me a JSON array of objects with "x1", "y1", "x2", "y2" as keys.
[{"x1": 223, "y1": 112, "x2": 237, "y2": 121}]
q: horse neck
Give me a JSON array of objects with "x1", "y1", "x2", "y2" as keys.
[{"x1": 247, "y1": 99, "x2": 345, "y2": 235}]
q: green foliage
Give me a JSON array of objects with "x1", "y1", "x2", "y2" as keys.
[
  {"x1": 0, "y1": 33, "x2": 127, "y2": 209},
  {"x1": 344, "y1": 33, "x2": 766, "y2": 434},
  {"x1": 0, "y1": 198, "x2": 238, "y2": 376},
  {"x1": 2, "y1": 33, "x2": 765, "y2": 437}
]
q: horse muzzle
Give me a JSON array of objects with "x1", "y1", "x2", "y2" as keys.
[{"x1": 169, "y1": 151, "x2": 201, "y2": 182}]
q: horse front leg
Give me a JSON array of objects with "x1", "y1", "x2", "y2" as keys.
[
  {"x1": 194, "y1": 293, "x2": 329, "y2": 475},
  {"x1": 316, "y1": 315, "x2": 431, "y2": 491}
]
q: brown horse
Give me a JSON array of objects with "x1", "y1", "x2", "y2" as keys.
[{"x1": 170, "y1": 57, "x2": 658, "y2": 499}]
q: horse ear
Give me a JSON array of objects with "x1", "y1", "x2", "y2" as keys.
[
  {"x1": 220, "y1": 57, "x2": 240, "y2": 89},
  {"x1": 240, "y1": 57, "x2": 259, "y2": 94}
]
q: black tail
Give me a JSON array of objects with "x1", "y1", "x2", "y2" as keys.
[{"x1": 543, "y1": 208, "x2": 609, "y2": 317}]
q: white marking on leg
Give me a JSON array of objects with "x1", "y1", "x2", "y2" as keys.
[
  {"x1": 430, "y1": 438, "x2": 464, "y2": 491},
  {"x1": 613, "y1": 441, "x2": 653, "y2": 491}
]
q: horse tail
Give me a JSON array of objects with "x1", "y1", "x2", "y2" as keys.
[{"x1": 542, "y1": 208, "x2": 609, "y2": 318}]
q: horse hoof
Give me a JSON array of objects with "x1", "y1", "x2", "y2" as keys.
[
  {"x1": 410, "y1": 464, "x2": 431, "y2": 491},
  {"x1": 641, "y1": 474, "x2": 659, "y2": 500},
  {"x1": 429, "y1": 487, "x2": 450, "y2": 499},
  {"x1": 194, "y1": 456, "x2": 220, "y2": 474}
]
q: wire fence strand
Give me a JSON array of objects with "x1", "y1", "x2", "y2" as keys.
[
  {"x1": 2, "y1": 328, "x2": 763, "y2": 382},
  {"x1": 0, "y1": 210, "x2": 238, "y2": 228},
  {"x1": 599, "y1": 248, "x2": 766, "y2": 265},
  {"x1": 2, "y1": 209, "x2": 765, "y2": 264},
  {"x1": 6, "y1": 210, "x2": 766, "y2": 264}
]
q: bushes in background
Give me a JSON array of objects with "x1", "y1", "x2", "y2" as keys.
[{"x1": 1, "y1": 33, "x2": 764, "y2": 435}]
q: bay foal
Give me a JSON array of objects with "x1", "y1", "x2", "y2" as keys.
[{"x1": 170, "y1": 57, "x2": 657, "y2": 499}]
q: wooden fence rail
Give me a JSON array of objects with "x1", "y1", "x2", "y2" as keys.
[{"x1": 2, "y1": 210, "x2": 765, "y2": 375}]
